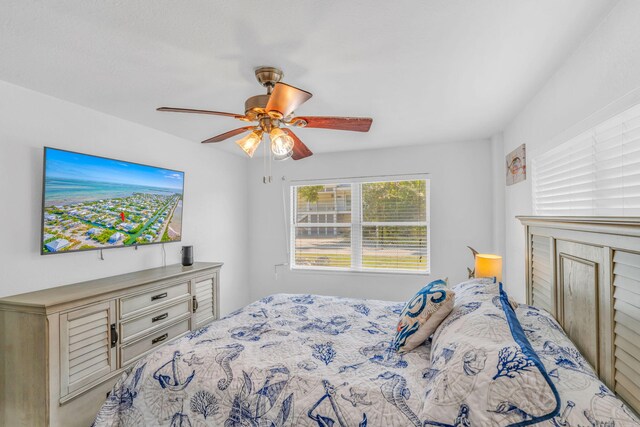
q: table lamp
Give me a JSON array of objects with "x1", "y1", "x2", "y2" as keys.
[{"x1": 475, "y1": 254, "x2": 503, "y2": 282}]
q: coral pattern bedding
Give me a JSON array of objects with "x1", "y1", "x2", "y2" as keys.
[
  {"x1": 93, "y1": 289, "x2": 639, "y2": 426},
  {"x1": 517, "y1": 306, "x2": 640, "y2": 426}
]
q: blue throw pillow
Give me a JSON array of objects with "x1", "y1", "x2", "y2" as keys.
[{"x1": 392, "y1": 279, "x2": 454, "y2": 353}]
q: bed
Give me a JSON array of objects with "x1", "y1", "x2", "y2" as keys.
[
  {"x1": 93, "y1": 287, "x2": 639, "y2": 426},
  {"x1": 92, "y1": 216, "x2": 640, "y2": 426}
]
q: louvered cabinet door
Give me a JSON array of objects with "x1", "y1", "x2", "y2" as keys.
[
  {"x1": 612, "y1": 250, "x2": 640, "y2": 410},
  {"x1": 59, "y1": 300, "x2": 116, "y2": 396},
  {"x1": 193, "y1": 273, "x2": 218, "y2": 329},
  {"x1": 530, "y1": 234, "x2": 554, "y2": 314}
]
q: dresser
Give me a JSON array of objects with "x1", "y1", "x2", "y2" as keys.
[{"x1": 0, "y1": 262, "x2": 222, "y2": 426}]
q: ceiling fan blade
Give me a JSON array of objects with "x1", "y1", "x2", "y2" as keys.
[
  {"x1": 201, "y1": 126, "x2": 254, "y2": 144},
  {"x1": 266, "y1": 83, "x2": 312, "y2": 118},
  {"x1": 282, "y1": 128, "x2": 313, "y2": 160},
  {"x1": 157, "y1": 107, "x2": 245, "y2": 119},
  {"x1": 294, "y1": 116, "x2": 372, "y2": 132}
]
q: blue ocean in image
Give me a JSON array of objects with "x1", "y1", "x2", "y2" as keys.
[{"x1": 45, "y1": 177, "x2": 179, "y2": 206}]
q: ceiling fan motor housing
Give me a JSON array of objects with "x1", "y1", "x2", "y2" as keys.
[{"x1": 244, "y1": 94, "x2": 270, "y2": 121}]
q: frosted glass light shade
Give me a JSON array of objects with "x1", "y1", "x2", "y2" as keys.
[
  {"x1": 270, "y1": 128, "x2": 294, "y2": 160},
  {"x1": 475, "y1": 254, "x2": 502, "y2": 282},
  {"x1": 236, "y1": 130, "x2": 263, "y2": 158}
]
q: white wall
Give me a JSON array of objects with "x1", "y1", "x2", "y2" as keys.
[
  {"x1": 248, "y1": 140, "x2": 494, "y2": 303},
  {"x1": 0, "y1": 77, "x2": 494, "y2": 312},
  {"x1": 490, "y1": 133, "x2": 506, "y2": 258},
  {"x1": 0, "y1": 81, "x2": 250, "y2": 315},
  {"x1": 501, "y1": 0, "x2": 640, "y2": 302}
]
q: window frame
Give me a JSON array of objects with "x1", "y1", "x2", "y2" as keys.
[{"x1": 289, "y1": 174, "x2": 430, "y2": 275}]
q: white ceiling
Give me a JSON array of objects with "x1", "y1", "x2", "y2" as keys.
[{"x1": 0, "y1": 0, "x2": 617, "y2": 156}]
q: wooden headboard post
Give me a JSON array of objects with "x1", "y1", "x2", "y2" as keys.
[{"x1": 518, "y1": 216, "x2": 640, "y2": 412}]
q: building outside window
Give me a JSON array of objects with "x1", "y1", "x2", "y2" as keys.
[{"x1": 290, "y1": 176, "x2": 430, "y2": 273}]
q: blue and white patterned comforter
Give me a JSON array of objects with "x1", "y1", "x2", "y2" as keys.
[
  {"x1": 517, "y1": 304, "x2": 639, "y2": 426},
  {"x1": 93, "y1": 293, "x2": 639, "y2": 426}
]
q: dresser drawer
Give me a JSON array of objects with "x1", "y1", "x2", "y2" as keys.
[
  {"x1": 119, "y1": 299, "x2": 191, "y2": 343},
  {"x1": 120, "y1": 281, "x2": 190, "y2": 318},
  {"x1": 120, "y1": 319, "x2": 190, "y2": 365}
]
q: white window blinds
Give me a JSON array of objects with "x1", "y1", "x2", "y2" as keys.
[
  {"x1": 533, "y1": 103, "x2": 640, "y2": 216},
  {"x1": 291, "y1": 177, "x2": 430, "y2": 273},
  {"x1": 293, "y1": 183, "x2": 352, "y2": 269}
]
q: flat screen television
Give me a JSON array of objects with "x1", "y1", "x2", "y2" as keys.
[{"x1": 41, "y1": 147, "x2": 185, "y2": 254}]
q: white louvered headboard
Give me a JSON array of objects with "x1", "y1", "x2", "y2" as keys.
[{"x1": 519, "y1": 216, "x2": 640, "y2": 413}]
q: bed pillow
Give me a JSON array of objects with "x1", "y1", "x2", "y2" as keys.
[
  {"x1": 392, "y1": 278, "x2": 454, "y2": 354},
  {"x1": 452, "y1": 277, "x2": 518, "y2": 309},
  {"x1": 424, "y1": 282, "x2": 560, "y2": 426},
  {"x1": 454, "y1": 276, "x2": 500, "y2": 298}
]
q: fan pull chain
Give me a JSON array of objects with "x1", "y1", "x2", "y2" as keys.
[
  {"x1": 263, "y1": 136, "x2": 268, "y2": 184},
  {"x1": 262, "y1": 135, "x2": 273, "y2": 184},
  {"x1": 268, "y1": 149, "x2": 273, "y2": 183}
]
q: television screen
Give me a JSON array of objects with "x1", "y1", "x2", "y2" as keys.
[{"x1": 41, "y1": 147, "x2": 184, "y2": 254}]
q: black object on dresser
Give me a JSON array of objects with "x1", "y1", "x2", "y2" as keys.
[{"x1": 181, "y1": 245, "x2": 194, "y2": 266}]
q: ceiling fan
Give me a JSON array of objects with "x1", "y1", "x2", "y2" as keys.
[{"x1": 157, "y1": 67, "x2": 373, "y2": 161}]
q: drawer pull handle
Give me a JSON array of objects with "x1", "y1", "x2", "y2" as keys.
[
  {"x1": 110, "y1": 324, "x2": 118, "y2": 348},
  {"x1": 152, "y1": 313, "x2": 169, "y2": 323},
  {"x1": 152, "y1": 333, "x2": 169, "y2": 345},
  {"x1": 192, "y1": 296, "x2": 199, "y2": 313},
  {"x1": 151, "y1": 292, "x2": 168, "y2": 301}
]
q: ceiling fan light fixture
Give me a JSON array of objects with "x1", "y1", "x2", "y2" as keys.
[
  {"x1": 269, "y1": 128, "x2": 294, "y2": 160},
  {"x1": 236, "y1": 130, "x2": 263, "y2": 158}
]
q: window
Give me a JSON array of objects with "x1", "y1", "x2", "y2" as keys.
[
  {"x1": 290, "y1": 176, "x2": 430, "y2": 273},
  {"x1": 533, "y1": 103, "x2": 640, "y2": 216}
]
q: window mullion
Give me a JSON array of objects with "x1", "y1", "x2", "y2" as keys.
[{"x1": 351, "y1": 183, "x2": 362, "y2": 270}]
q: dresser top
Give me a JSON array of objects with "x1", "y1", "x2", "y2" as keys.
[{"x1": 0, "y1": 262, "x2": 222, "y2": 311}]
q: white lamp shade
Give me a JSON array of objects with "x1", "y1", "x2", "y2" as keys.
[
  {"x1": 269, "y1": 128, "x2": 294, "y2": 160},
  {"x1": 475, "y1": 254, "x2": 503, "y2": 282}
]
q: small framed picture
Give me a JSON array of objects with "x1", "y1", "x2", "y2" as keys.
[{"x1": 506, "y1": 144, "x2": 526, "y2": 186}]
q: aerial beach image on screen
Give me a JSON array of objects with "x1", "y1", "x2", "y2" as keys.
[{"x1": 42, "y1": 148, "x2": 184, "y2": 253}]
